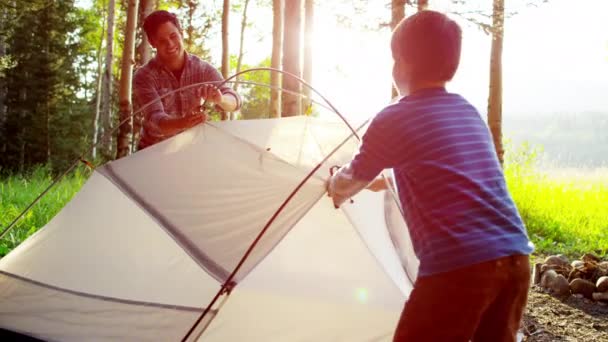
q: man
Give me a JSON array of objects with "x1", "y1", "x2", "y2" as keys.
[
  {"x1": 327, "y1": 11, "x2": 533, "y2": 342},
  {"x1": 134, "y1": 10, "x2": 241, "y2": 149}
]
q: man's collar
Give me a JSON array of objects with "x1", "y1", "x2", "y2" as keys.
[{"x1": 150, "y1": 51, "x2": 191, "y2": 73}]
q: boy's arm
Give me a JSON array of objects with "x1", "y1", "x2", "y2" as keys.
[
  {"x1": 327, "y1": 164, "x2": 371, "y2": 208},
  {"x1": 327, "y1": 114, "x2": 402, "y2": 208}
]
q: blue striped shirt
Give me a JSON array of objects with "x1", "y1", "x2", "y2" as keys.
[{"x1": 350, "y1": 87, "x2": 534, "y2": 277}]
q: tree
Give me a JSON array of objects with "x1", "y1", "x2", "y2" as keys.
[
  {"x1": 116, "y1": 0, "x2": 139, "y2": 159},
  {"x1": 92, "y1": 1, "x2": 107, "y2": 160},
  {"x1": 488, "y1": 0, "x2": 505, "y2": 164},
  {"x1": 234, "y1": 0, "x2": 251, "y2": 92},
  {"x1": 418, "y1": 0, "x2": 428, "y2": 11},
  {"x1": 0, "y1": 0, "x2": 97, "y2": 173},
  {"x1": 100, "y1": 0, "x2": 116, "y2": 158},
  {"x1": 390, "y1": 0, "x2": 406, "y2": 99},
  {"x1": 281, "y1": 0, "x2": 301, "y2": 116},
  {"x1": 302, "y1": 0, "x2": 314, "y2": 114},
  {"x1": 136, "y1": 0, "x2": 154, "y2": 65},
  {"x1": 270, "y1": 0, "x2": 282, "y2": 118},
  {"x1": 221, "y1": 0, "x2": 230, "y2": 78}
]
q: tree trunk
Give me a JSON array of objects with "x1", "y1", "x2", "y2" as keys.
[
  {"x1": 221, "y1": 0, "x2": 230, "y2": 79},
  {"x1": 92, "y1": 5, "x2": 107, "y2": 160},
  {"x1": 101, "y1": 0, "x2": 116, "y2": 158},
  {"x1": 234, "y1": 0, "x2": 251, "y2": 92},
  {"x1": 418, "y1": 0, "x2": 428, "y2": 11},
  {"x1": 0, "y1": 11, "x2": 6, "y2": 134},
  {"x1": 281, "y1": 0, "x2": 301, "y2": 116},
  {"x1": 116, "y1": 0, "x2": 139, "y2": 159},
  {"x1": 488, "y1": 0, "x2": 504, "y2": 164},
  {"x1": 133, "y1": 0, "x2": 154, "y2": 151},
  {"x1": 391, "y1": 0, "x2": 406, "y2": 99},
  {"x1": 302, "y1": 0, "x2": 313, "y2": 114},
  {"x1": 18, "y1": 74, "x2": 27, "y2": 173},
  {"x1": 270, "y1": 0, "x2": 283, "y2": 118},
  {"x1": 185, "y1": 0, "x2": 199, "y2": 52},
  {"x1": 137, "y1": 0, "x2": 154, "y2": 65}
]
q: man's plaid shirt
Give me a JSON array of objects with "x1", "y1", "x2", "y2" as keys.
[{"x1": 133, "y1": 52, "x2": 241, "y2": 148}]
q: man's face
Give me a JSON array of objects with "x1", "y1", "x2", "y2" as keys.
[{"x1": 150, "y1": 21, "x2": 184, "y2": 68}]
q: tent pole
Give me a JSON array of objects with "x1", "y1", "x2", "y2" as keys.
[
  {"x1": 186, "y1": 290, "x2": 232, "y2": 341},
  {"x1": 181, "y1": 120, "x2": 368, "y2": 341}
]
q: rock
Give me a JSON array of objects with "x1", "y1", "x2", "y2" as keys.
[
  {"x1": 532, "y1": 263, "x2": 543, "y2": 285},
  {"x1": 592, "y1": 292, "x2": 608, "y2": 302},
  {"x1": 597, "y1": 276, "x2": 608, "y2": 292},
  {"x1": 569, "y1": 278, "x2": 596, "y2": 299},
  {"x1": 541, "y1": 270, "x2": 558, "y2": 288},
  {"x1": 582, "y1": 253, "x2": 601, "y2": 263},
  {"x1": 545, "y1": 255, "x2": 569, "y2": 267},
  {"x1": 571, "y1": 260, "x2": 585, "y2": 269},
  {"x1": 553, "y1": 275, "x2": 571, "y2": 296},
  {"x1": 556, "y1": 254, "x2": 570, "y2": 264},
  {"x1": 541, "y1": 270, "x2": 570, "y2": 296},
  {"x1": 598, "y1": 262, "x2": 608, "y2": 277}
]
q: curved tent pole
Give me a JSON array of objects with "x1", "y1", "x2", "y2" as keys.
[
  {"x1": 0, "y1": 77, "x2": 335, "y2": 242},
  {"x1": 180, "y1": 122, "x2": 368, "y2": 342},
  {"x1": 211, "y1": 67, "x2": 360, "y2": 140},
  {"x1": 180, "y1": 68, "x2": 366, "y2": 341}
]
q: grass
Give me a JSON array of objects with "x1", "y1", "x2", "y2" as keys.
[
  {"x1": 0, "y1": 166, "x2": 88, "y2": 257},
  {"x1": 0, "y1": 144, "x2": 606, "y2": 260},
  {"x1": 504, "y1": 143, "x2": 608, "y2": 259}
]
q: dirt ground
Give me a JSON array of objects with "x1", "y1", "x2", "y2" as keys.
[{"x1": 523, "y1": 286, "x2": 608, "y2": 341}]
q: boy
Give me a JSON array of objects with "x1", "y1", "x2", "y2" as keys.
[{"x1": 327, "y1": 10, "x2": 534, "y2": 342}]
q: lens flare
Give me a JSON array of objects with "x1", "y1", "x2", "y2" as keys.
[{"x1": 356, "y1": 287, "x2": 368, "y2": 303}]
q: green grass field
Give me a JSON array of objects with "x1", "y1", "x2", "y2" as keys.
[
  {"x1": 0, "y1": 167, "x2": 88, "y2": 256},
  {"x1": 1, "y1": 147, "x2": 607, "y2": 259},
  {"x1": 504, "y1": 144, "x2": 608, "y2": 258}
]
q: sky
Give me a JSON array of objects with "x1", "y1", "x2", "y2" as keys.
[
  {"x1": 78, "y1": 0, "x2": 608, "y2": 121},
  {"x1": 216, "y1": 0, "x2": 608, "y2": 121},
  {"x1": 301, "y1": 0, "x2": 608, "y2": 121}
]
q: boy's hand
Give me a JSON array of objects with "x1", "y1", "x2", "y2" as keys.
[
  {"x1": 326, "y1": 175, "x2": 344, "y2": 209},
  {"x1": 366, "y1": 177, "x2": 391, "y2": 192}
]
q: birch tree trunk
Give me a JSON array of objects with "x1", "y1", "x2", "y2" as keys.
[
  {"x1": 281, "y1": 0, "x2": 301, "y2": 116},
  {"x1": 234, "y1": 0, "x2": 251, "y2": 92},
  {"x1": 116, "y1": 0, "x2": 139, "y2": 159},
  {"x1": 488, "y1": 0, "x2": 505, "y2": 164},
  {"x1": 221, "y1": 0, "x2": 230, "y2": 79},
  {"x1": 418, "y1": 0, "x2": 428, "y2": 11},
  {"x1": 137, "y1": 0, "x2": 154, "y2": 65},
  {"x1": 101, "y1": 0, "x2": 116, "y2": 158},
  {"x1": 302, "y1": 0, "x2": 313, "y2": 114},
  {"x1": 270, "y1": 0, "x2": 283, "y2": 118},
  {"x1": 92, "y1": 5, "x2": 107, "y2": 160}
]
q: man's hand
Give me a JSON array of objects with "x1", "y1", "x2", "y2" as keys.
[
  {"x1": 199, "y1": 84, "x2": 223, "y2": 104},
  {"x1": 158, "y1": 114, "x2": 206, "y2": 136}
]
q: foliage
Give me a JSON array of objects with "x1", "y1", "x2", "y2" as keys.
[
  {"x1": 0, "y1": 0, "x2": 99, "y2": 173},
  {"x1": 0, "y1": 166, "x2": 89, "y2": 257},
  {"x1": 504, "y1": 142, "x2": 608, "y2": 258},
  {"x1": 231, "y1": 56, "x2": 273, "y2": 119}
]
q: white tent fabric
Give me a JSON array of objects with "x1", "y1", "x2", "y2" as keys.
[{"x1": 0, "y1": 116, "x2": 419, "y2": 341}]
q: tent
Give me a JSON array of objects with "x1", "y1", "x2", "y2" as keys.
[{"x1": 0, "y1": 116, "x2": 419, "y2": 341}]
